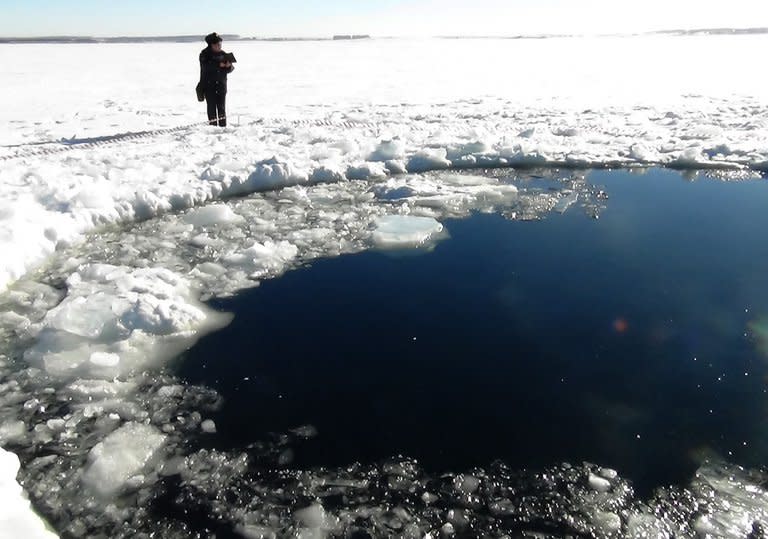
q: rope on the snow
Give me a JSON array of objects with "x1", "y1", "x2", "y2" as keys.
[{"x1": 0, "y1": 116, "x2": 385, "y2": 162}]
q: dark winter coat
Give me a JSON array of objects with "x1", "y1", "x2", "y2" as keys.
[{"x1": 199, "y1": 47, "x2": 235, "y2": 93}]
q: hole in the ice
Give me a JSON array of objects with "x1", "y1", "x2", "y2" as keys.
[{"x1": 177, "y1": 168, "x2": 768, "y2": 496}]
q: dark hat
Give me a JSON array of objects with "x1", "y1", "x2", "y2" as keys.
[{"x1": 205, "y1": 32, "x2": 223, "y2": 45}]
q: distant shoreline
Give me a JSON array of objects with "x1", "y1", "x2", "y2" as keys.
[
  {"x1": 0, "y1": 34, "x2": 370, "y2": 44},
  {"x1": 1, "y1": 28, "x2": 766, "y2": 44}
]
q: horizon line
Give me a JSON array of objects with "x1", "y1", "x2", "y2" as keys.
[{"x1": 1, "y1": 26, "x2": 767, "y2": 42}]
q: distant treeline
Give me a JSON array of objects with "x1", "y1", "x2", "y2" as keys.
[
  {"x1": 654, "y1": 28, "x2": 768, "y2": 36},
  {"x1": 238, "y1": 35, "x2": 370, "y2": 42},
  {"x1": 439, "y1": 34, "x2": 572, "y2": 40},
  {"x1": 0, "y1": 34, "x2": 371, "y2": 44},
  {"x1": 440, "y1": 27, "x2": 768, "y2": 40},
  {"x1": 0, "y1": 35, "x2": 241, "y2": 44}
]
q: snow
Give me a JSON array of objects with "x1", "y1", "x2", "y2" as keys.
[{"x1": 0, "y1": 448, "x2": 57, "y2": 538}]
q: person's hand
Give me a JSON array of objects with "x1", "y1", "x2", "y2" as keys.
[{"x1": 220, "y1": 61, "x2": 232, "y2": 68}]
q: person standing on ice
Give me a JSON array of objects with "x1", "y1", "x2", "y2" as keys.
[{"x1": 198, "y1": 32, "x2": 234, "y2": 127}]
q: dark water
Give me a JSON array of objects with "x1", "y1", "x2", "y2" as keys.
[{"x1": 179, "y1": 168, "x2": 768, "y2": 494}]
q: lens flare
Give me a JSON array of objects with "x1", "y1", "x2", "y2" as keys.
[{"x1": 749, "y1": 317, "x2": 768, "y2": 358}]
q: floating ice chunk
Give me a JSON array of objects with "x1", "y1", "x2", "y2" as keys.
[
  {"x1": 45, "y1": 419, "x2": 65, "y2": 432},
  {"x1": 593, "y1": 511, "x2": 622, "y2": 533},
  {"x1": 439, "y1": 174, "x2": 495, "y2": 187},
  {"x1": 0, "y1": 310, "x2": 32, "y2": 331},
  {"x1": 224, "y1": 241, "x2": 299, "y2": 278},
  {"x1": 157, "y1": 385, "x2": 185, "y2": 399},
  {"x1": 201, "y1": 420, "x2": 217, "y2": 434},
  {"x1": 294, "y1": 505, "x2": 325, "y2": 529},
  {"x1": 693, "y1": 515, "x2": 717, "y2": 535},
  {"x1": 189, "y1": 234, "x2": 215, "y2": 248},
  {"x1": 184, "y1": 204, "x2": 243, "y2": 227},
  {"x1": 236, "y1": 525, "x2": 277, "y2": 539},
  {"x1": 588, "y1": 473, "x2": 612, "y2": 492},
  {"x1": 0, "y1": 420, "x2": 26, "y2": 443},
  {"x1": 26, "y1": 264, "x2": 232, "y2": 380},
  {"x1": 372, "y1": 174, "x2": 517, "y2": 218},
  {"x1": 626, "y1": 514, "x2": 669, "y2": 539},
  {"x1": 89, "y1": 352, "x2": 120, "y2": 368},
  {"x1": 455, "y1": 474, "x2": 480, "y2": 494},
  {"x1": 65, "y1": 379, "x2": 137, "y2": 399},
  {"x1": 291, "y1": 425, "x2": 319, "y2": 439},
  {"x1": 191, "y1": 262, "x2": 228, "y2": 277},
  {"x1": 371, "y1": 215, "x2": 444, "y2": 249},
  {"x1": 422, "y1": 492, "x2": 439, "y2": 505},
  {"x1": 40, "y1": 343, "x2": 96, "y2": 378},
  {"x1": 297, "y1": 530, "x2": 325, "y2": 539},
  {"x1": 295, "y1": 504, "x2": 331, "y2": 528},
  {"x1": 689, "y1": 462, "x2": 768, "y2": 538},
  {"x1": 46, "y1": 293, "x2": 126, "y2": 339},
  {"x1": 120, "y1": 292, "x2": 207, "y2": 335},
  {"x1": 82, "y1": 422, "x2": 166, "y2": 497},
  {"x1": 554, "y1": 192, "x2": 579, "y2": 214},
  {"x1": 0, "y1": 449, "x2": 57, "y2": 539}
]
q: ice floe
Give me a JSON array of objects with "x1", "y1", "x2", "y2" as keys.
[{"x1": 371, "y1": 215, "x2": 445, "y2": 248}]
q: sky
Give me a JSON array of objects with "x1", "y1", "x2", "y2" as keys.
[{"x1": 3, "y1": 0, "x2": 768, "y2": 38}]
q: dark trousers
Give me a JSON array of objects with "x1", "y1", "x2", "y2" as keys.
[{"x1": 205, "y1": 91, "x2": 227, "y2": 127}]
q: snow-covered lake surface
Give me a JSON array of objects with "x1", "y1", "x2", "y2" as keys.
[
  {"x1": 0, "y1": 35, "x2": 768, "y2": 538},
  {"x1": 1, "y1": 35, "x2": 767, "y2": 293}
]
